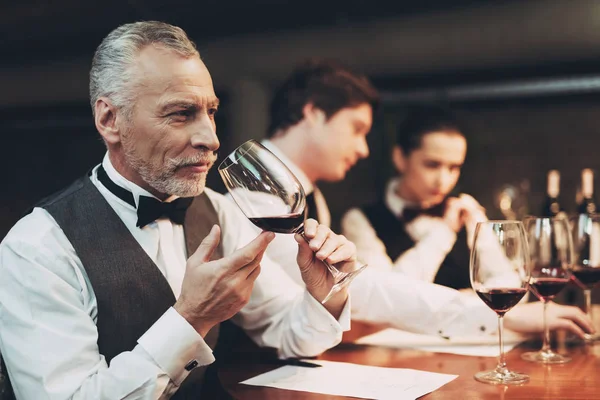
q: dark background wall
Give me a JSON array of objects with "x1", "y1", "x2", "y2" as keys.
[
  {"x1": 3, "y1": 0, "x2": 600, "y2": 242},
  {"x1": 3, "y1": 89, "x2": 600, "y2": 238}
]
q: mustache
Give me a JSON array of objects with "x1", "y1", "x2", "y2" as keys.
[{"x1": 169, "y1": 151, "x2": 218, "y2": 169}]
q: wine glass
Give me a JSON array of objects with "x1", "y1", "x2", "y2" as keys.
[
  {"x1": 570, "y1": 213, "x2": 600, "y2": 342},
  {"x1": 218, "y1": 139, "x2": 367, "y2": 303},
  {"x1": 470, "y1": 220, "x2": 530, "y2": 385},
  {"x1": 521, "y1": 216, "x2": 572, "y2": 364}
]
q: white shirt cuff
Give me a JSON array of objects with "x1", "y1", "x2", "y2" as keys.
[
  {"x1": 438, "y1": 294, "x2": 498, "y2": 338},
  {"x1": 303, "y1": 291, "x2": 351, "y2": 332},
  {"x1": 422, "y1": 224, "x2": 457, "y2": 253},
  {"x1": 137, "y1": 307, "x2": 215, "y2": 385}
]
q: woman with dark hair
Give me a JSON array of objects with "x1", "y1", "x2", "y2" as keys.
[
  {"x1": 238, "y1": 69, "x2": 593, "y2": 340},
  {"x1": 342, "y1": 104, "x2": 486, "y2": 290}
]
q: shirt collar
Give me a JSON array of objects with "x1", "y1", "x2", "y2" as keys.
[
  {"x1": 261, "y1": 139, "x2": 315, "y2": 195},
  {"x1": 385, "y1": 177, "x2": 418, "y2": 217},
  {"x1": 100, "y1": 153, "x2": 178, "y2": 209}
]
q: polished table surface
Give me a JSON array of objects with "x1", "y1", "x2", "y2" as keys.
[{"x1": 220, "y1": 323, "x2": 600, "y2": 399}]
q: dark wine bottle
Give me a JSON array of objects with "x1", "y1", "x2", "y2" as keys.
[
  {"x1": 541, "y1": 170, "x2": 562, "y2": 217},
  {"x1": 577, "y1": 168, "x2": 597, "y2": 216}
]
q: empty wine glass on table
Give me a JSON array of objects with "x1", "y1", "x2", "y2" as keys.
[
  {"x1": 218, "y1": 139, "x2": 368, "y2": 303},
  {"x1": 471, "y1": 220, "x2": 531, "y2": 385},
  {"x1": 570, "y1": 213, "x2": 600, "y2": 342},
  {"x1": 521, "y1": 216, "x2": 572, "y2": 364}
]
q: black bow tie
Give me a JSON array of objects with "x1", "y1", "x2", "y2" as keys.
[
  {"x1": 136, "y1": 196, "x2": 193, "y2": 228},
  {"x1": 401, "y1": 200, "x2": 447, "y2": 223},
  {"x1": 96, "y1": 165, "x2": 193, "y2": 228}
]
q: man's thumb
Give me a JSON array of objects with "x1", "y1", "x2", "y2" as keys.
[
  {"x1": 194, "y1": 225, "x2": 221, "y2": 263},
  {"x1": 294, "y1": 232, "x2": 314, "y2": 272}
]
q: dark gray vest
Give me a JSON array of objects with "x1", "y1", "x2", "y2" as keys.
[
  {"x1": 0, "y1": 353, "x2": 14, "y2": 400},
  {"x1": 361, "y1": 201, "x2": 471, "y2": 290},
  {"x1": 40, "y1": 175, "x2": 224, "y2": 399}
]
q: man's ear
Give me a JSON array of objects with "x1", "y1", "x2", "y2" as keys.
[
  {"x1": 302, "y1": 103, "x2": 326, "y2": 126},
  {"x1": 392, "y1": 145, "x2": 407, "y2": 174},
  {"x1": 94, "y1": 97, "x2": 122, "y2": 145}
]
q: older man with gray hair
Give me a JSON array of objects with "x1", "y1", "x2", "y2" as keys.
[{"x1": 0, "y1": 21, "x2": 356, "y2": 399}]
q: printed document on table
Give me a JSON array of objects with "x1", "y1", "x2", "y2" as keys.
[
  {"x1": 240, "y1": 359, "x2": 457, "y2": 400},
  {"x1": 355, "y1": 328, "x2": 528, "y2": 357}
]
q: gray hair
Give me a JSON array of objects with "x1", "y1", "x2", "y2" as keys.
[{"x1": 89, "y1": 21, "x2": 199, "y2": 118}]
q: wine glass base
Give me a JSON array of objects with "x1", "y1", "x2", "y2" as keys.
[
  {"x1": 321, "y1": 263, "x2": 368, "y2": 304},
  {"x1": 474, "y1": 369, "x2": 529, "y2": 385},
  {"x1": 521, "y1": 350, "x2": 571, "y2": 364}
]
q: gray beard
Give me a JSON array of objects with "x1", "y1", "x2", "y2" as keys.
[{"x1": 123, "y1": 146, "x2": 208, "y2": 198}]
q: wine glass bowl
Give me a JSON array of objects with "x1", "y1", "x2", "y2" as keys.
[
  {"x1": 219, "y1": 142, "x2": 306, "y2": 233},
  {"x1": 219, "y1": 140, "x2": 367, "y2": 303},
  {"x1": 470, "y1": 220, "x2": 530, "y2": 385},
  {"x1": 570, "y1": 213, "x2": 600, "y2": 342},
  {"x1": 521, "y1": 216, "x2": 572, "y2": 364}
]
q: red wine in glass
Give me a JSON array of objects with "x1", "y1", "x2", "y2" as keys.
[
  {"x1": 521, "y1": 217, "x2": 573, "y2": 364},
  {"x1": 529, "y1": 277, "x2": 570, "y2": 301},
  {"x1": 571, "y1": 266, "x2": 600, "y2": 289},
  {"x1": 470, "y1": 220, "x2": 530, "y2": 385},
  {"x1": 249, "y1": 213, "x2": 305, "y2": 234},
  {"x1": 476, "y1": 288, "x2": 528, "y2": 316}
]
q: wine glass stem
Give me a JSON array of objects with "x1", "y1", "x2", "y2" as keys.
[
  {"x1": 497, "y1": 315, "x2": 507, "y2": 372},
  {"x1": 542, "y1": 301, "x2": 551, "y2": 353},
  {"x1": 584, "y1": 289, "x2": 593, "y2": 321}
]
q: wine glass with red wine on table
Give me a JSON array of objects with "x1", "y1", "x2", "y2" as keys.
[
  {"x1": 520, "y1": 216, "x2": 572, "y2": 364},
  {"x1": 570, "y1": 213, "x2": 600, "y2": 342},
  {"x1": 471, "y1": 220, "x2": 530, "y2": 385},
  {"x1": 218, "y1": 140, "x2": 367, "y2": 303}
]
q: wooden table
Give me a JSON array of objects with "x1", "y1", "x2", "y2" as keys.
[{"x1": 220, "y1": 325, "x2": 600, "y2": 399}]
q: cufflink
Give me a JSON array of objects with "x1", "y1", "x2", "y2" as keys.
[
  {"x1": 185, "y1": 360, "x2": 198, "y2": 371},
  {"x1": 438, "y1": 330, "x2": 450, "y2": 340}
]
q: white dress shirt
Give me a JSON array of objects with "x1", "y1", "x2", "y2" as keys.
[
  {"x1": 341, "y1": 177, "x2": 465, "y2": 282},
  {"x1": 0, "y1": 154, "x2": 350, "y2": 400},
  {"x1": 230, "y1": 151, "x2": 498, "y2": 338},
  {"x1": 256, "y1": 140, "x2": 331, "y2": 284}
]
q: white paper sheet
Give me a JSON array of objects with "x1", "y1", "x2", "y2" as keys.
[
  {"x1": 241, "y1": 359, "x2": 457, "y2": 400},
  {"x1": 355, "y1": 328, "x2": 529, "y2": 357}
]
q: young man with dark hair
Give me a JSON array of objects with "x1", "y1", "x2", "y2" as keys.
[{"x1": 241, "y1": 59, "x2": 594, "y2": 341}]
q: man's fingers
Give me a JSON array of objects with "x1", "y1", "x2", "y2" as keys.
[
  {"x1": 228, "y1": 231, "x2": 275, "y2": 272},
  {"x1": 553, "y1": 319, "x2": 586, "y2": 339},
  {"x1": 315, "y1": 235, "x2": 342, "y2": 260},
  {"x1": 238, "y1": 248, "x2": 267, "y2": 278},
  {"x1": 190, "y1": 225, "x2": 221, "y2": 264},
  {"x1": 246, "y1": 263, "x2": 262, "y2": 282},
  {"x1": 569, "y1": 311, "x2": 595, "y2": 334},
  {"x1": 324, "y1": 243, "x2": 356, "y2": 265},
  {"x1": 555, "y1": 305, "x2": 595, "y2": 334},
  {"x1": 246, "y1": 231, "x2": 276, "y2": 255},
  {"x1": 294, "y1": 233, "x2": 314, "y2": 272},
  {"x1": 303, "y1": 218, "x2": 319, "y2": 237},
  {"x1": 308, "y1": 225, "x2": 330, "y2": 252}
]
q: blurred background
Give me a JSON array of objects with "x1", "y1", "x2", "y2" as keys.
[{"x1": 3, "y1": 0, "x2": 600, "y2": 238}]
